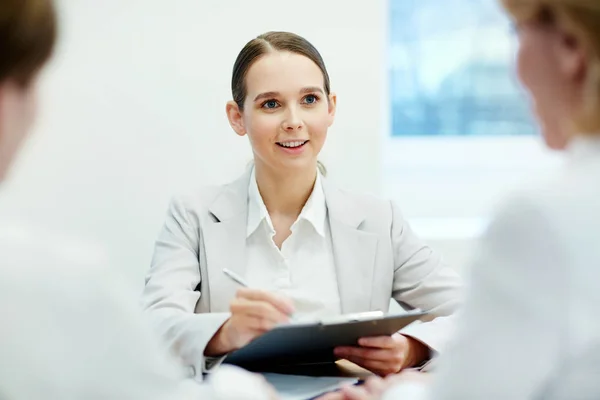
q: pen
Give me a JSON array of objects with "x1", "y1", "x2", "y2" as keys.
[
  {"x1": 223, "y1": 268, "x2": 249, "y2": 288},
  {"x1": 222, "y1": 268, "x2": 296, "y2": 322}
]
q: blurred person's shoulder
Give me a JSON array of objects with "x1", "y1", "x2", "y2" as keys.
[
  {"x1": 503, "y1": 142, "x2": 600, "y2": 228},
  {"x1": 0, "y1": 219, "x2": 112, "y2": 296},
  {"x1": 0, "y1": 220, "x2": 206, "y2": 400},
  {"x1": 486, "y1": 143, "x2": 600, "y2": 265}
]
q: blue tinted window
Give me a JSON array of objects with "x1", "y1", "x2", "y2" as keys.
[{"x1": 389, "y1": 0, "x2": 536, "y2": 136}]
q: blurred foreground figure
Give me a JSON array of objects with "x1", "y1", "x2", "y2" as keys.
[
  {"x1": 0, "y1": 1, "x2": 272, "y2": 399},
  {"x1": 319, "y1": 0, "x2": 600, "y2": 399}
]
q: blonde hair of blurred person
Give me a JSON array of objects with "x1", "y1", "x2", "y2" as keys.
[
  {"x1": 0, "y1": 1, "x2": 275, "y2": 399},
  {"x1": 504, "y1": 0, "x2": 600, "y2": 147},
  {"x1": 319, "y1": 1, "x2": 600, "y2": 400}
]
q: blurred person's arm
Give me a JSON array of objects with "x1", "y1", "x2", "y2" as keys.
[
  {"x1": 424, "y1": 195, "x2": 565, "y2": 398},
  {"x1": 0, "y1": 245, "x2": 203, "y2": 400},
  {"x1": 385, "y1": 195, "x2": 566, "y2": 399},
  {"x1": 0, "y1": 239, "x2": 276, "y2": 400},
  {"x1": 141, "y1": 196, "x2": 231, "y2": 377}
]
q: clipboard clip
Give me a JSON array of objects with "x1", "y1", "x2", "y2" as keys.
[{"x1": 319, "y1": 311, "x2": 385, "y2": 325}]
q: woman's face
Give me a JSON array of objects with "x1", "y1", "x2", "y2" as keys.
[
  {"x1": 227, "y1": 51, "x2": 336, "y2": 174},
  {"x1": 515, "y1": 19, "x2": 586, "y2": 150},
  {"x1": 0, "y1": 79, "x2": 38, "y2": 182}
]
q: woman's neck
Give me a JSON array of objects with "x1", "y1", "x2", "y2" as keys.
[{"x1": 254, "y1": 162, "x2": 317, "y2": 217}]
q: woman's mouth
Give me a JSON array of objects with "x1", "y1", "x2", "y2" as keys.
[
  {"x1": 276, "y1": 140, "x2": 308, "y2": 149},
  {"x1": 276, "y1": 140, "x2": 309, "y2": 155}
]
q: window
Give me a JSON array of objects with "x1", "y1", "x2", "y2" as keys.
[
  {"x1": 383, "y1": 0, "x2": 561, "y2": 238},
  {"x1": 389, "y1": 0, "x2": 536, "y2": 137}
]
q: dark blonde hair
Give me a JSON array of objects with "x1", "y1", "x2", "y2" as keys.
[
  {"x1": 501, "y1": 0, "x2": 600, "y2": 134},
  {"x1": 0, "y1": 0, "x2": 57, "y2": 86},
  {"x1": 231, "y1": 31, "x2": 331, "y2": 110}
]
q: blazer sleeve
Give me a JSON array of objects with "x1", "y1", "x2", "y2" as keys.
[
  {"x1": 425, "y1": 195, "x2": 567, "y2": 399},
  {"x1": 141, "y1": 197, "x2": 230, "y2": 379},
  {"x1": 389, "y1": 201, "x2": 464, "y2": 354}
]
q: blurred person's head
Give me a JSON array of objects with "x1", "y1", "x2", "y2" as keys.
[
  {"x1": 0, "y1": 0, "x2": 56, "y2": 183},
  {"x1": 501, "y1": 0, "x2": 600, "y2": 150},
  {"x1": 225, "y1": 31, "x2": 336, "y2": 179}
]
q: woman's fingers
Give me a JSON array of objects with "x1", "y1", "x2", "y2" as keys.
[
  {"x1": 236, "y1": 288, "x2": 295, "y2": 315},
  {"x1": 230, "y1": 297, "x2": 290, "y2": 325},
  {"x1": 224, "y1": 289, "x2": 296, "y2": 350},
  {"x1": 335, "y1": 346, "x2": 398, "y2": 363}
]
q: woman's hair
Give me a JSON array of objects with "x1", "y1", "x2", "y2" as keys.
[
  {"x1": 235, "y1": 32, "x2": 331, "y2": 176},
  {"x1": 231, "y1": 31, "x2": 331, "y2": 110},
  {"x1": 0, "y1": 0, "x2": 57, "y2": 86},
  {"x1": 500, "y1": 0, "x2": 600, "y2": 133}
]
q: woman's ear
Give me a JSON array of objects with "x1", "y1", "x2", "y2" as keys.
[
  {"x1": 327, "y1": 93, "x2": 337, "y2": 127},
  {"x1": 555, "y1": 27, "x2": 586, "y2": 85},
  {"x1": 226, "y1": 100, "x2": 247, "y2": 136}
]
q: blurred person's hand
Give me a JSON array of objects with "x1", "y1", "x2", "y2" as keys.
[
  {"x1": 209, "y1": 365, "x2": 280, "y2": 400},
  {"x1": 205, "y1": 288, "x2": 294, "y2": 356},
  {"x1": 317, "y1": 376, "x2": 389, "y2": 400},
  {"x1": 317, "y1": 371, "x2": 429, "y2": 400},
  {"x1": 334, "y1": 333, "x2": 429, "y2": 376}
]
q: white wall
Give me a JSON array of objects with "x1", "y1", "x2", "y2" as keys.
[
  {"x1": 0, "y1": 0, "x2": 387, "y2": 287},
  {"x1": 382, "y1": 136, "x2": 564, "y2": 271}
]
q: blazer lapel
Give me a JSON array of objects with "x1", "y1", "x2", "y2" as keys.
[
  {"x1": 323, "y1": 179, "x2": 379, "y2": 314},
  {"x1": 202, "y1": 170, "x2": 251, "y2": 312}
]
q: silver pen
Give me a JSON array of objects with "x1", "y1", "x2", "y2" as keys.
[
  {"x1": 222, "y1": 268, "x2": 296, "y2": 322},
  {"x1": 223, "y1": 268, "x2": 250, "y2": 288}
]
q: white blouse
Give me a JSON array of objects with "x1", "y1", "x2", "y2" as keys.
[{"x1": 246, "y1": 168, "x2": 342, "y2": 321}]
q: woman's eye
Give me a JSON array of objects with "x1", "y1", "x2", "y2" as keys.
[
  {"x1": 303, "y1": 95, "x2": 318, "y2": 104},
  {"x1": 263, "y1": 100, "x2": 279, "y2": 109}
]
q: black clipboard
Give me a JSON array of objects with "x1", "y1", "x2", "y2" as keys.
[{"x1": 222, "y1": 310, "x2": 427, "y2": 369}]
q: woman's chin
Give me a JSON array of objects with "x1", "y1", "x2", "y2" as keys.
[
  {"x1": 541, "y1": 128, "x2": 569, "y2": 151},
  {"x1": 534, "y1": 109, "x2": 570, "y2": 151},
  {"x1": 275, "y1": 158, "x2": 317, "y2": 171}
]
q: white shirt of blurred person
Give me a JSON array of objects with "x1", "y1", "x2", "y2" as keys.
[
  {"x1": 0, "y1": 1, "x2": 272, "y2": 399},
  {"x1": 317, "y1": 0, "x2": 600, "y2": 400}
]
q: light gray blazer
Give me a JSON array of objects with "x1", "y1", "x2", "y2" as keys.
[{"x1": 141, "y1": 169, "x2": 463, "y2": 377}]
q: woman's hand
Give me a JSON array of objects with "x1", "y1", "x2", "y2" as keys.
[
  {"x1": 205, "y1": 288, "x2": 295, "y2": 356},
  {"x1": 333, "y1": 333, "x2": 429, "y2": 376}
]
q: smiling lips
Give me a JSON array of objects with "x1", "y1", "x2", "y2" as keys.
[{"x1": 276, "y1": 140, "x2": 308, "y2": 149}]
